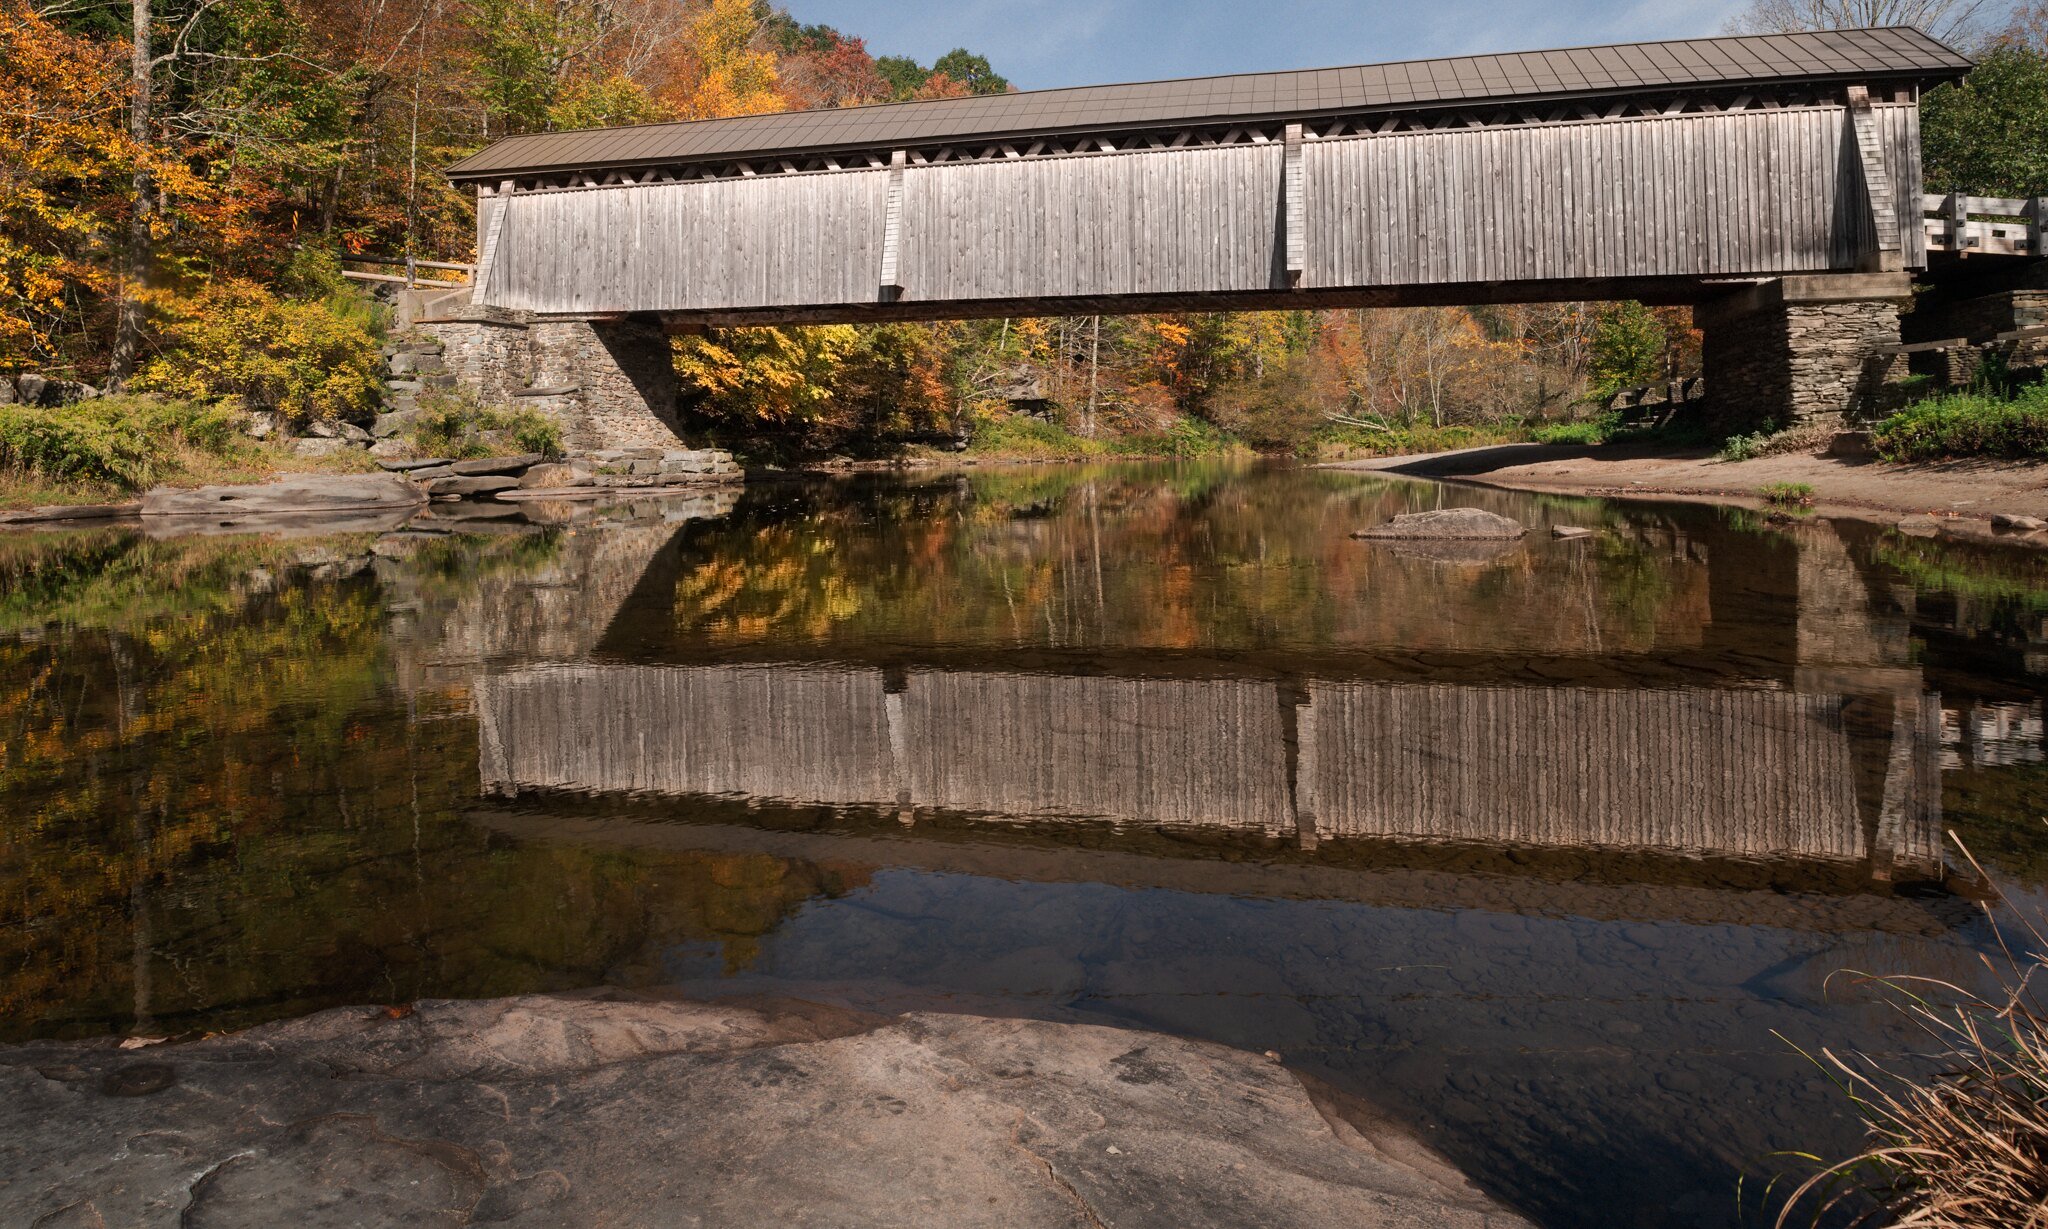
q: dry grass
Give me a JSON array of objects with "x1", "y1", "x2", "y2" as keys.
[{"x1": 1771, "y1": 839, "x2": 2048, "y2": 1228}]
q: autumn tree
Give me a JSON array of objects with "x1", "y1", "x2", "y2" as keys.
[
  {"x1": 661, "y1": 0, "x2": 784, "y2": 120},
  {"x1": 0, "y1": 1, "x2": 145, "y2": 372}
]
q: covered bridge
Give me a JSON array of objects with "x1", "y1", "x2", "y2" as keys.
[{"x1": 427, "y1": 28, "x2": 2022, "y2": 450}]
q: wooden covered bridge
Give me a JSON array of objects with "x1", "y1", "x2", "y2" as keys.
[{"x1": 424, "y1": 28, "x2": 2045, "y2": 450}]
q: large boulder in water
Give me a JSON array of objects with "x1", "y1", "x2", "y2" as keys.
[{"x1": 1352, "y1": 508, "x2": 1526, "y2": 541}]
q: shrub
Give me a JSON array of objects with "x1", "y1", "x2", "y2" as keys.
[
  {"x1": 133, "y1": 280, "x2": 380, "y2": 426},
  {"x1": 0, "y1": 395, "x2": 244, "y2": 486},
  {"x1": 1720, "y1": 430, "x2": 1773, "y2": 461},
  {"x1": 1871, "y1": 385, "x2": 2048, "y2": 462},
  {"x1": 410, "y1": 393, "x2": 564, "y2": 459}
]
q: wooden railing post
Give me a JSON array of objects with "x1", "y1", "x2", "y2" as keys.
[{"x1": 1944, "y1": 191, "x2": 1969, "y2": 253}]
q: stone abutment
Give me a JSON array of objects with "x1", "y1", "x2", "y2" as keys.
[
  {"x1": 1697, "y1": 273, "x2": 1912, "y2": 431},
  {"x1": 416, "y1": 306, "x2": 687, "y2": 454}
]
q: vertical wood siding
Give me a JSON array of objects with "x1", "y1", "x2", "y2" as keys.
[
  {"x1": 1298, "y1": 684, "x2": 1868, "y2": 860},
  {"x1": 1304, "y1": 105, "x2": 1917, "y2": 286},
  {"x1": 476, "y1": 665, "x2": 897, "y2": 804},
  {"x1": 899, "y1": 671, "x2": 1293, "y2": 832},
  {"x1": 897, "y1": 145, "x2": 1286, "y2": 300},
  {"x1": 491, "y1": 170, "x2": 889, "y2": 313},
  {"x1": 487, "y1": 106, "x2": 1921, "y2": 313},
  {"x1": 476, "y1": 666, "x2": 1938, "y2": 872}
]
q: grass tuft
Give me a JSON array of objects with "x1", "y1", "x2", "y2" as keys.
[
  {"x1": 1772, "y1": 842, "x2": 2048, "y2": 1228},
  {"x1": 1760, "y1": 481, "x2": 1815, "y2": 508}
]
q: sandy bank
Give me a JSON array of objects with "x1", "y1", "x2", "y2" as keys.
[
  {"x1": 0, "y1": 992, "x2": 1528, "y2": 1228},
  {"x1": 1326, "y1": 443, "x2": 2048, "y2": 536}
]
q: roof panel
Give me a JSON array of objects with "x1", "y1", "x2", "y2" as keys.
[{"x1": 447, "y1": 26, "x2": 1973, "y2": 178}]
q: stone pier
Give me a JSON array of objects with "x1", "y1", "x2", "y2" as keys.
[
  {"x1": 1697, "y1": 273, "x2": 1914, "y2": 430},
  {"x1": 414, "y1": 304, "x2": 689, "y2": 454},
  {"x1": 1903, "y1": 262, "x2": 2048, "y2": 376}
]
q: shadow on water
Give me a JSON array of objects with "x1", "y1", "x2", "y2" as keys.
[{"x1": 2, "y1": 461, "x2": 2045, "y2": 1228}]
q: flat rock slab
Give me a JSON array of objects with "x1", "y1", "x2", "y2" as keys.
[
  {"x1": 377, "y1": 457, "x2": 452, "y2": 472},
  {"x1": 424, "y1": 475, "x2": 521, "y2": 497},
  {"x1": 1352, "y1": 509, "x2": 1526, "y2": 541},
  {"x1": 449, "y1": 454, "x2": 543, "y2": 477},
  {"x1": 0, "y1": 502, "x2": 142, "y2": 525},
  {"x1": 1551, "y1": 525, "x2": 1594, "y2": 540},
  {"x1": 0, "y1": 995, "x2": 1527, "y2": 1229},
  {"x1": 141, "y1": 474, "x2": 425, "y2": 519}
]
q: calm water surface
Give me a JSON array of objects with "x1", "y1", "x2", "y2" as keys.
[{"x1": 5, "y1": 462, "x2": 2047, "y2": 1228}]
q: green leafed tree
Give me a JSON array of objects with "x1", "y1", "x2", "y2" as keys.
[
  {"x1": 1921, "y1": 43, "x2": 2048, "y2": 196},
  {"x1": 1587, "y1": 302, "x2": 1667, "y2": 403},
  {"x1": 931, "y1": 49, "x2": 1009, "y2": 95}
]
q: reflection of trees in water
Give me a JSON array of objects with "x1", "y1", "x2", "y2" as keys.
[
  {"x1": 669, "y1": 464, "x2": 1713, "y2": 655},
  {"x1": 0, "y1": 530, "x2": 858, "y2": 1042}
]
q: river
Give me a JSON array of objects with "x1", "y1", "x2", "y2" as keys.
[{"x1": 4, "y1": 461, "x2": 2045, "y2": 1227}]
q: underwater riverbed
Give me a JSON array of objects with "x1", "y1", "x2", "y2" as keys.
[{"x1": 4, "y1": 461, "x2": 2046, "y2": 1227}]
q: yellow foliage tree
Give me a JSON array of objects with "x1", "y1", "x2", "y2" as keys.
[
  {"x1": 0, "y1": 2, "x2": 141, "y2": 369},
  {"x1": 664, "y1": 0, "x2": 785, "y2": 121},
  {"x1": 674, "y1": 326, "x2": 859, "y2": 422}
]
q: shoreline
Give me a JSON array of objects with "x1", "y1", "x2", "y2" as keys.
[{"x1": 1323, "y1": 443, "x2": 2048, "y2": 544}]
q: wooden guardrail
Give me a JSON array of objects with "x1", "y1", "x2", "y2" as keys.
[
  {"x1": 1922, "y1": 193, "x2": 2045, "y2": 258},
  {"x1": 340, "y1": 254, "x2": 476, "y2": 289}
]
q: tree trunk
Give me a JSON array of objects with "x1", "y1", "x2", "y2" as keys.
[
  {"x1": 1085, "y1": 315, "x2": 1100, "y2": 439},
  {"x1": 108, "y1": 0, "x2": 153, "y2": 386}
]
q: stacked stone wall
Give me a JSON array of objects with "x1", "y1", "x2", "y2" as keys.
[
  {"x1": 530, "y1": 318, "x2": 684, "y2": 451},
  {"x1": 428, "y1": 312, "x2": 534, "y2": 405},
  {"x1": 1703, "y1": 298, "x2": 1903, "y2": 429},
  {"x1": 419, "y1": 308, "x2": 687, "y2": 454}
]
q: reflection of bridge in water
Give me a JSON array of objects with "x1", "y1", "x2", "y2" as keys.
[
  {"x1": 477, "y1": 664, "x2": 1945, "y2": 880},
  {"x1": 413, "y1": 474, "x2": 1973, "y2": 907}
]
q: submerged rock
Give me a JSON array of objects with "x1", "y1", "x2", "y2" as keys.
[
  {"x1": 0, "y1": 994, "x2": 1528, "y2": 1229},
  {"x1": 1551, "y1": 525, "x2": 1594, "y2": 540},
  {"x1": 1353, "y1": 509, "x2": 1526, "y2": 541}
]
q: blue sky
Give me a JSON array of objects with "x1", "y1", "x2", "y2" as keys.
[{"x1": 787, "y1": 0, "x2": 1758, "y2": 91}]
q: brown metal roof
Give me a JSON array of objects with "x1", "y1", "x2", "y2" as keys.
[{"x1": 446, "y1": 26, "x2": 1971, "y2": 181}]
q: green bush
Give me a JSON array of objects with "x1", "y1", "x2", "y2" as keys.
[
  {"x1": 0, "y1": 395, "x2": 244, "y2": 487},
  {"x1": 1871, "y1": 385, "x2": 2048, "y2": 462},
  {"x1": 133, "y1": 279, "x2": 381, "y2": 426},
  {"x1": 410, "y1": 393, "x2": 565, "y2": 459},
  {"x1": 1532, "y1": 412, "x2": 1619, "y2": 446}
]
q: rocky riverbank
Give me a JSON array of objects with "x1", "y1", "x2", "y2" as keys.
[
  {"x1": 1328, "y1": 442, "x2": 2048, "y2": 542},
  {"x1": 0, "y1": 993, "x2": 1526, "y2": 1228}
]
